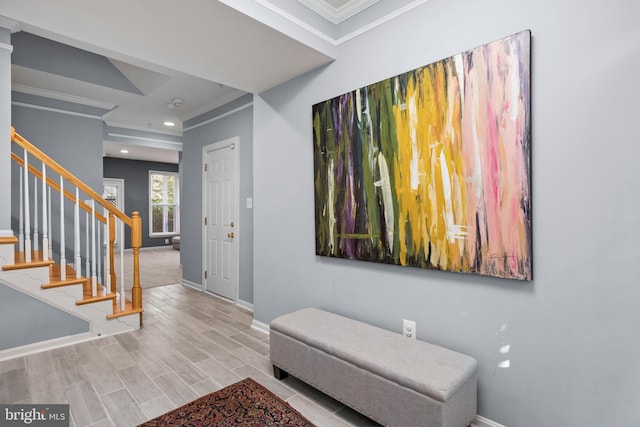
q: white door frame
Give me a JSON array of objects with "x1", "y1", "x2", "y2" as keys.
[
  {"x1": 103, "y1": 178, "x2": 125, "y2": 248},
  {"x1": 202, "y1": 136, "x2": 240, "y2": 302}
]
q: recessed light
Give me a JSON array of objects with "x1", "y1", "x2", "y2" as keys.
[
  {"x1": 120, "y1": 149, "x2": 129, "y2": 154},
  {"x1": 164, "y1": 121, "x2": 176, "y2": 127}
]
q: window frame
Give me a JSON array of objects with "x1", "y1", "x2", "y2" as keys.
[{"x1": 148, "y1": 170, "x2": 180, "y2": 237}]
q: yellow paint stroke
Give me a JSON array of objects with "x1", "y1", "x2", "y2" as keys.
[{"x1": 392, "y1": 61, "x2": 468, "y2": 270}]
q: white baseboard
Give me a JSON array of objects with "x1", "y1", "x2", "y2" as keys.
[
  {"x1": 473, "y1": 415, "x2": 506, "y2": 427},
  {"x1": 181, "y1": 281, "x2": 253, "y2": 314},
  {"x1": 237, "y1": 299, "x2": 254, "y2": 313},
  {"x1": 251, "y1": 319, "x2": 270, "y2": 335},
  {"x1": 0, "y1": 332, "x2": 94, "y2": 362},
  {"x1": 181, "y1": 279, "x2": 203, "y2": 291}
]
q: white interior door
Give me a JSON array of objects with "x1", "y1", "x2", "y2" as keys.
[
  {"x1": 103, "y1": 178, "x2": 125, "y2": 248},
  {"x1": 203, "y1": 138, "x2": 239, "y2": 300}
]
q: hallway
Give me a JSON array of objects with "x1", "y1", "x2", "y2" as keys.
[{"x1": 0, "y1": 284, "x2": 380, "y2": 426}]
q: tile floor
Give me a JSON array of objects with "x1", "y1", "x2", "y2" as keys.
[{"x1": 0, "y1": 284, "x2": 383, "y2": 426}]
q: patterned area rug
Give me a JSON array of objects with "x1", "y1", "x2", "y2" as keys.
[{"x1": 138, "y1": 378, "x2": 316, "y2": 426}]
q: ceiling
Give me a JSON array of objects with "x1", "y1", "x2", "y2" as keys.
[{"x1": 1, "y1": 0, "x2": 401, "y2": 163}]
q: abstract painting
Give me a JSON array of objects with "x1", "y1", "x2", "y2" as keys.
[{"x1": 313, "y1": 30, "x2": 532, "y2": 280}]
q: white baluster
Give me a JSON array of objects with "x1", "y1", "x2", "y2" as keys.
[
  {"x1": 18, "y1": 169, "x2": 24, "y2": 252},
  {"x1": 103, "y1": 208, "x2": 110, "y2": 292},
  {"x1": 48, "y1": 187, "x2": 52, "y2": 256},
  {"x1": 91, "y1": 200, "x2": 97, "y2": 297},
  {"x1": 97, "y1": 220, "x2": 102, "y2": 287},
  {"x1": 120, "y1": 219, "x2": 125, "y2": 310},
  {"x1": 74, "y1": 188, "x2": 81, "y2": 279},
  {"x1": 33, "y1": 176, "x2": 39, "y2": 252},
  {"x1": 24, "y1": 151, "x2": 31, "y2": 262},
  {"x1": 59, "y1": 176, "x2": 66, "y2": 280},
  {"x1": 42, "y1": 164, "x2": 48, "y2": 261},
  {"x1": 85, "y1": 210, "x2": 90, "y2": 279}
]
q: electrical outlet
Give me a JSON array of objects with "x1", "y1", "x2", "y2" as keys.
[
  {"x1": 403, "y1": 319, "x2": 416, "y2": 339},
  {"x1": 164, "y1": 238, "x2": 169, "y2": 244}
]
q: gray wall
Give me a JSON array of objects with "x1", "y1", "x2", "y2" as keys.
[
  {"x1": 253, "y1": 0, "x2": 640, "y2": 426},
  {"x1": 103, "y1": 157, "x2": 179, "y2": 248},
  {"x1": 11, "y1": 97, "x2": 105, "y2": 265},
  {"x1": 0, "y1": 281, "x2": 89, "y2": 350},
  {"x1": 182, "y1": 94, "x2": 254, "y2": 304}
]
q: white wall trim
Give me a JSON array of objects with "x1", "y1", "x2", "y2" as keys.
[
  {"x1": 181, "y1": 279, "x2": 204, "y2": 291},
  {"x1": 0, "y1": 41, "x2": 13, "y2": 53},
  {"x1": 335, "y1": 0, "x2": 432, "y2": 45},
  {"x1": 237, "y1": 299, "x2": 254, "y2": 313},
  {"x1": 299, "y1": 0, "x2": 379, "y2": 24},
  {"x1": 106, "y1": 120, "x2": 182, "y2": 136},
  {"x1": 0, "y1": 332, "x2": 93, "y2": 362},
  {"x1": 251, "y1": 319, "x2": 270, "y2": 335},
  {"x1": 107, "y1": 132, "x2": 183, "y2": 149},
  {"x1": 183, "y1": 102, "x2": 253, "y2": 132},
  {"x1": 0, "y1": 230, "x2": 14, "y2": 238},
  {"x1": 254, "y1": 0, "x2": 337, "y2": 45},
  {"x1": 11, "y1": 101, "x2": 103, "y2": 120},
  {"x1": 259, "y1": 0, "x2": 431, "y2": 45},
  {"x1": 12, "y1": 83, "x2": 116, "y2": 110},
  {"x1": 0, "y1": 16, "x2": 20, "y2": 33},
  {"x1": 473, "y1": 415, "x2": 507, "y2": 427}
]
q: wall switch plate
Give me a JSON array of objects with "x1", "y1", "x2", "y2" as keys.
[
  {"x1": 403, "y1": 319, "x2": 416, "y2": 339},
  {"x1": 164, "y1": 238, "x2": 169, "y2": 244},
  {"x1": 246, "y1": 197, "x2": 253, "y2": 209}
]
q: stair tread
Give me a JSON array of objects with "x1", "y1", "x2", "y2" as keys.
[
  {"x1": 108, "y1": 295, "x2": 144, "y2": 319},
  {"x1": 2, "y1": 250, "x2": 55, "y2": 271},
  {"x1": 43, "y1": 264, "x2": 85, "y2": 287}
]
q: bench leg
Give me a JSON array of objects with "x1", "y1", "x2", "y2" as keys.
[{"x1": 273, "y1": 365, "x2": 289, "y2": 380}]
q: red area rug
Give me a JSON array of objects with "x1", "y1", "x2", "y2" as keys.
[{"x1": 138, "y1": 377, "x2": 315, "y2": 426}]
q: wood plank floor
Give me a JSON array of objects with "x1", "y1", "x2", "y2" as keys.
[{"x1": 0, "y1": 284, "x2": 382, "y2": 426}]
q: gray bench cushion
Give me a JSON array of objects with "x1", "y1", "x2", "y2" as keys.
[{"x1": 270, "y1": 307, "x2": 477, "y2": 403}]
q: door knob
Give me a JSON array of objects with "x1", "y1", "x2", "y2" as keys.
[{"x1": 227, "y1": 232, "x2": 234, "y2": 238}]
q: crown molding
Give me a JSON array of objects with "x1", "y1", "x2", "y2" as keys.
[
  {"x1": 105, "y1": 121, "x2": 182, "y2": 137},
  {"x1": 0, "y1": 16, "x2": 20, "y2": 33},
  {"x1": 298, "y1": 0, "x2": 379, "y2": 24},
  {"x1": 183, "y1": 101, "x2": 252, "y2": 132},
  {"x1": 335, "y1": 0, "x2": 431, "y2": 45},
  {"x1": 11, "y1": 101, "x2": 103, "y2": 120},
  {"x1": 261, "y1": 0, "x2": 431, "y2": 45},
  {"x1": 253, "y1": 0, "x2": 336, "y2": 45},
  {"x1": 12, "y1": 83, "x2": 116, "y2": 110},
  {"x1": 106, "y1": 132, "x2": 183, "y2": 150}
]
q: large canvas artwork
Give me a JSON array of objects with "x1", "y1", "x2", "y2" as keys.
[{"x1": 313, "y1": 30, "x2": 532, "y2": 280}]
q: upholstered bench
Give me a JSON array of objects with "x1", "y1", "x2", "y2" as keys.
[{"x1": 270, "y1": 308, "x2": 477, "y2": 427}]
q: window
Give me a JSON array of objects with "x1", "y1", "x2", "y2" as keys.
[{"x1": 149, "y1": 171, "x2": 179, "y2": 236}]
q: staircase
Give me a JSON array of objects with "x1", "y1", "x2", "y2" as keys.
[{"x1": 0, "y1": 128, "x2": 143, "y2": 359}]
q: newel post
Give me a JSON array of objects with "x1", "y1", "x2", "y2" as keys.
[{"x1": 131, "y1": 211, "x2": 142, "y2": 310}]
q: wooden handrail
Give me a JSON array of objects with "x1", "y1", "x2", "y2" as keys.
[
  {"x1": 11, "y1": 126, "x2": 143, "y2": 321},
  {"x1": 11, "y1": 152, "x2": 107, "y2": 224},
  {"x1": 11, "y1": 127, "x2": 132, "y2": 227}
]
